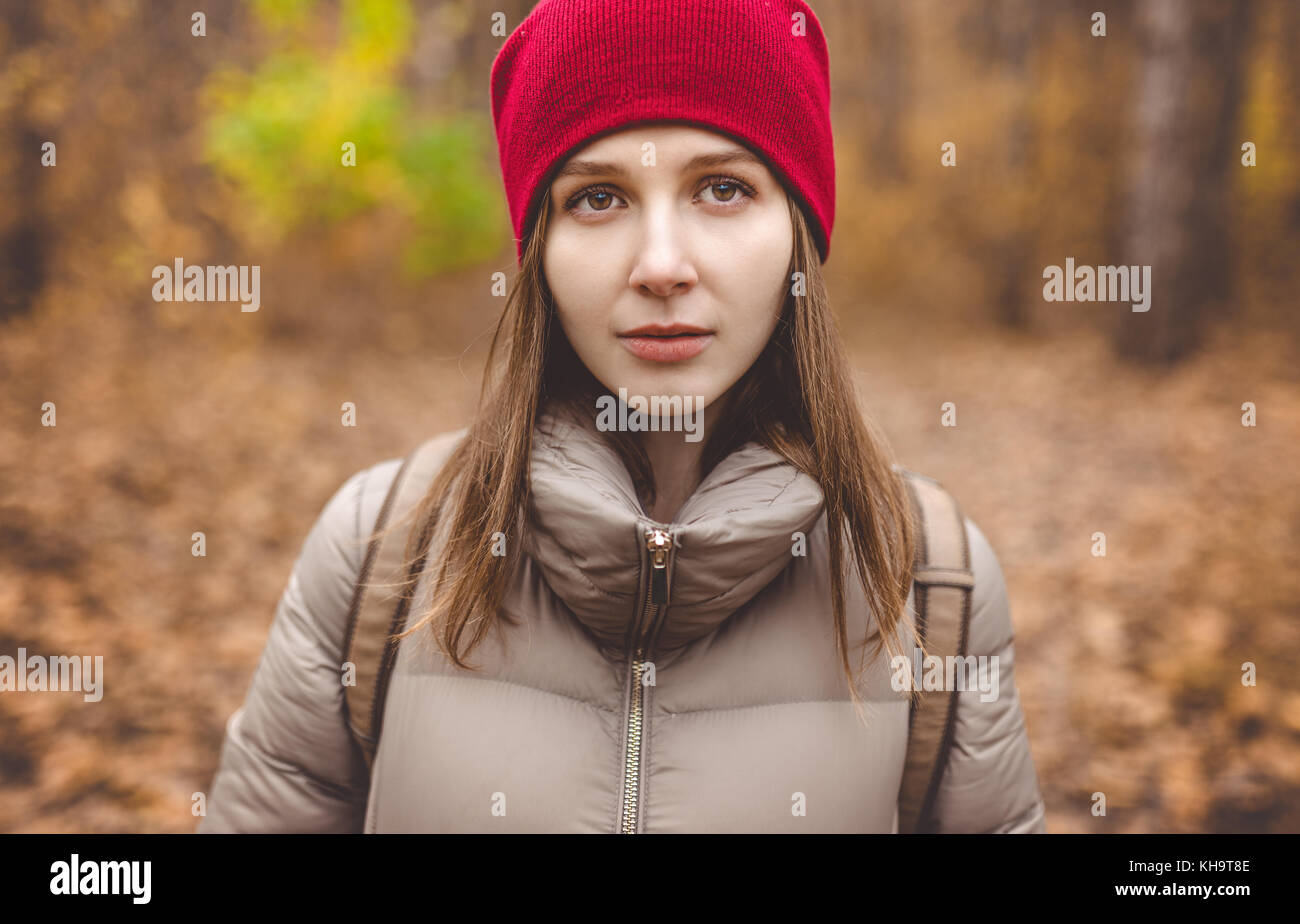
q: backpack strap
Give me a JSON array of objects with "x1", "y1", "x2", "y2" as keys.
[
  {"x1": 894, "y1": 468, "x2": 976, "y2": 833},
  {"x1": 343, "y1": 429, "x2": 465, "y2": 770}
]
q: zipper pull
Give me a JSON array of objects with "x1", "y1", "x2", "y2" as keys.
[{"x1": 645, "y1": 528, "x2": 672, "y2": 605}]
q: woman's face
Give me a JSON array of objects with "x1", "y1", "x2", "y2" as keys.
[{"x1": 542, "y1": 123, "x2": 793, "y2": 421}]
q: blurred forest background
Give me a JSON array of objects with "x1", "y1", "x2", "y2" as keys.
[{"x1": 0, "y1": 0, "x2": 1298, "y2": 833}]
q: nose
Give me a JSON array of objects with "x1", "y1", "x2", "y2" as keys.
[{"x1": 627, "y1": 202, "x2": 699, "y2": 298}]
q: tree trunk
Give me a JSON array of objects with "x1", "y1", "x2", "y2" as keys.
[
  {"x1": 862, "y1": 0, "x2": 911, "y2": 184},
  {"x1": 1279, "y1": 0, "x2": 1300, "y2": 236},
  {"x1": 0, "y1": 2, "x2": 49, "y2": 321},
  {"x1": 992, "y1": 0, "x2": 1042, "y2": 329},
  {"x1": 1117, "y1": 0, "x2": 1252, "y2": 364}
]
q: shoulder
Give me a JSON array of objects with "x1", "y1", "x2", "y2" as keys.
[
  {"x1": 314, "y1": 455, "x2": 405, "y2": 551},
  {"x1": 298, "y1": 427, "x2": 463, "y2": 580},
  {"x1": 312, "y1": 428, "x2": 468, "y2": 554},
  {"x1": 962, "y1": 514, "x2": 1015, "y2": 654},
  {"x1": 906, "y1": 484, "x2": 1043, "y2": 831},
  {"x1": 285, "y1": 455, "x2": 406, "y2": 628},
  {"x1": 895, "y1": 467, "x2": 1014, "y2": 652}
]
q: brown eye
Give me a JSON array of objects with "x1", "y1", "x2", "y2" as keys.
[
  {"x1": 698, "y1": 175, "x2": 756, "y2": 206},
  {"x1": 563, "y1": 185, "x2": 622, "y2": 214}
]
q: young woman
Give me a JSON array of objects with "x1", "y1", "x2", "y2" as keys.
[{"x1": 200, "y1": 0, "x2": 1046, "y2": 834}]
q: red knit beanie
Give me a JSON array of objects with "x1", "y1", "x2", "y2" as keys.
[{"x1": 490, "y1": 0, "x2": 835, "y2": 265}]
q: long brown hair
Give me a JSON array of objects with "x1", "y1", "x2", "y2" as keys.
[{"x1": 366, "y1": 189, "x2": 921, "y2": 720}]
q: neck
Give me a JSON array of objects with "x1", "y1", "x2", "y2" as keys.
[
  {"x1": 637, "y1": 385, "x2": 737, "y2": 523},
  {"x1": 640, "y1": 429, "x2": 704, "y2": 523}
]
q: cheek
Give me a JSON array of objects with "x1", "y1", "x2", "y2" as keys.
[
  {"x1": 545, "y1": 242, "x2": 611, "y2": 349},
  {"x1": 715, "y1": 220, "x2": 791, "y2": 352}
]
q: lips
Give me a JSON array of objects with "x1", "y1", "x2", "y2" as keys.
[
  {"x1": 620, "y1": 323, "x2": 713, "y2": 337},
  {"x1": 617, "y1": 323, "x2": 715, "y2": 363}
]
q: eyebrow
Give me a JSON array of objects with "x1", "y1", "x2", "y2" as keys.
[{"x1": 552, "y1": 148, "x2": 767, "y2": 182}]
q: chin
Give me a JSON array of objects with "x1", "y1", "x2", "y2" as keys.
[{"x1": 629, "y1": 371, "x2": 716, "y2": 402}]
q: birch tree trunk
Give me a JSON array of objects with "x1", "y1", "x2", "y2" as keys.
[{"x1": 1117, "y1": 0, "x2": 1252, "y2": 364}]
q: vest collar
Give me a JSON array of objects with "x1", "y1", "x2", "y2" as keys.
[{"x1": 523, "y1": 403, "x2": 825, "y2": 653}]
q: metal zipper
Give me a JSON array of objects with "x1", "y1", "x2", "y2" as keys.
[{"x1": 620, "y1": 526, "x2": 673, "y2": 834}]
